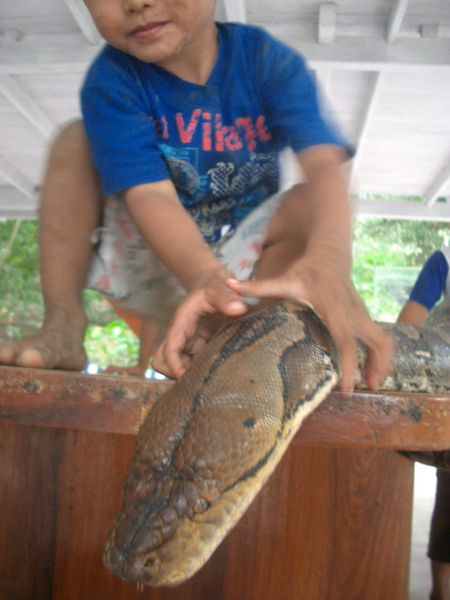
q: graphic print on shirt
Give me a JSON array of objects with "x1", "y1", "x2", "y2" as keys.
[
  {"x1": 207, "y1": 152, "x2": 279, "y2": 198},
  {"x1": 153, "y1": 110, "x2": 273, "y2": 154},
  {"x1": 155, "y1": 111, "x2": 279, "y2": 241},
  {"x1": 159, "y1": 145, "x2": 201, "y2": 197}
]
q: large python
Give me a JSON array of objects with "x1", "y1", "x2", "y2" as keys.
[{"x1": 103, "y1": 299, "x2": 450, "y2": 587}]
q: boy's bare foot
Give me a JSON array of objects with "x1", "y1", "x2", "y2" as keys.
[{"x1": 0, "y1": 309, "x2": 88, "y2": 371}]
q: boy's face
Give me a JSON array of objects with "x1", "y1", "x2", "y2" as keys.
[{"x1": 85, "y1": 0, "x2": 217, "y2": 68}]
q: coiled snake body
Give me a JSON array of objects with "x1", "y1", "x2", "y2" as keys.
[{"x1": 103, "y1": 300, "x2": 450, "y2": 587}]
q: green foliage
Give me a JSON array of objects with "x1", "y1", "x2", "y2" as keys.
[
  {"x1": 0, "y1": 220, "x2": 43, "y2": 338},
  {"x1": 352, "y1": 218, "x2": 449, "y2": 320},
  {"x1": 354, "y1": 217, "x2": 448, "y2": 265},
  {"x1": 0, "y1": 215, "x2": 449, "y2": 364},
  {"x1": 84, "y1": 319, "x2": 139, "y2": 368}
]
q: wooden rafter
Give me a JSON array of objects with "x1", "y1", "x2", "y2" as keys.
[
  {"x1": 425, "y1": 161, "x2": 450, "y2": 206},
  {"x1": 356, "y1": 198, "x2": 450, "y2": 221},
  {"x1": 350, "y1": 71, "x2": 384, "y2": 182},
  {"x1": 222, "y1": 0, "x2": 247, "y2": 22},
  {"x1": 318, "y1": 3, "x2": 336, "y2": 44},
  {"x1": 0, "y1": 75, "x2": 55, "y2": 140},
  {"x1": 0, "y1": 157, "x2": 36, "y2": 199},
  {"x1": 387, "y1": 0, "x2": 411, "y2": 43},
  {"x1": 2, "y1": 34, "x2": 450, "y2": 75},
  {"x1": 63, "y1": 0, "x2": 102, "y2": 45}
]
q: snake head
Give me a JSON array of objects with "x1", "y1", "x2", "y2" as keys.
[
  {"x1": 103, "y1": 472, "x2": 222, "y2": 586},
  {"x1": 103, "y1": 301, "x2": 340, "y2": 587}
]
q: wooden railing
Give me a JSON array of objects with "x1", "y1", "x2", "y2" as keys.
[{"x1": 1, "y1": 364, "x2": 449, "y2": 600}]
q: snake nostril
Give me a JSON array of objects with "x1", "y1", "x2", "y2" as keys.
[
  {"x1": 143, "y1": 556, "x2": 157, "y2": 572},
  {"x1": 243, "y1": 417, "x2": 257, "y2": 429}
]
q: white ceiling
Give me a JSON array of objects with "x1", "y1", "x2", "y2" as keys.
[{"x1": 1, "y1": 0, "x2": 450, "y2": 222}]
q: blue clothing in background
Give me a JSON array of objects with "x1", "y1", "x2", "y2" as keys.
[{"x1": 409, "y1": 248, "x2": 450, "y2": 310}]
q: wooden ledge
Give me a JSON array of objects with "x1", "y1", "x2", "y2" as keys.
[{"x1": 0, "y1": 365, "x2": 449, "y2": 450}]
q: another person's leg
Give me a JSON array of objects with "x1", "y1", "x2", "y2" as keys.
[
  {"x1": 429, "y1": 469, "x2": 450, "y2": 600},
  {"x1": 0, "y1": 120, "x2": 101, "y2": 370}
]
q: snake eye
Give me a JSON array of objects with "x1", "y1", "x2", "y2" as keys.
[{"x1": 193, "y1": 497, "x2": 209, "y2": 513}]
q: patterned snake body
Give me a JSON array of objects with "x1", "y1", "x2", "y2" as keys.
[{"x1": 103, "y1": 300, "x2": 450, "y2": 587}]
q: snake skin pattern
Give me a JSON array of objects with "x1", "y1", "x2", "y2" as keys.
[
  {"x1": 103, "y1": 299, "x2": 450, "y2": 587},
  {"x1": 399, "y1": 298, "x2": 450, "y2": 471}
]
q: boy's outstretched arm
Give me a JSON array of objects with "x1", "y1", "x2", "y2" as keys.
[
  {"x1": 125, "y1": 180, "x2": 249, "y2": 378},
  {"x1": 227, "y1": 145, "x2": 394, "y2": 394}
]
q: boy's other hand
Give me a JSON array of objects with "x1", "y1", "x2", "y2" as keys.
[{"x1": 226, "y1": 256, "x2": 394, "y2": 395}]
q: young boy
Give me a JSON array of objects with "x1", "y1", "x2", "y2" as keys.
[{"x1": 0, "y1": 0, "x2": 392, "y2": 393}]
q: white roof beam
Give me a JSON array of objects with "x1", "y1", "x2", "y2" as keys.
[
  {"x1": 387, "y1": 0, "x2": 411, "y2": 44},
  {"x1": 421, "y1": 25, "x2": 439, "y2": 39},
  {"x1": 0, "y1": 208, "x2": 37, "y2": 221},
  {"x1": 0, "y1": 188, "x2": 38, "y2": 221},
  {"x1": 0, "y1": 157, "x2": 37, "y2": 199},
  {"x1": 63, "y1": 0, "x2": 102, "y2": 45},
  {"x1": 350, "y1": 71, "x2": 384, "y2": 181},
  {"x1": 2, "y1": 34, "x2": 450, "y2": 75},
  {"x1": 222, "y1": 0, "x2": 247, "y2": 23},
  {"x1": 279, "y1": 36, "x2": 450, "y2": 71},
  {"x1": 425, "y1": 161, "x2": 450, "y2": 206},
  {"x1": 0, "y1": 75, "x2": 55, "y2": 140},
  {"x1": 318, "y1": 3, "x2": 336, "y2": 45},
  {"x1": 355, "y1": 199, "x2": 450, "y2": 222},
  {"x1": 314, "y1": 68, "x2": 332, "y2": 97},
  {"x1": 0, "y1": 34, "x2": 100, "y2": 75}
]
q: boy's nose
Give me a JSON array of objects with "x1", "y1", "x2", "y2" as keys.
[{"x1": 124, "y1": 0, "x2": 157, "y2": 13}]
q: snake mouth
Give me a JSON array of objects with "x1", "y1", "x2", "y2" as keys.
[
  {"x1": 103, "y1": 528, "x2": 165, "y2": 586},
  {"x1": 130, "y1": 554, "x2": 167, "y2": 586}
]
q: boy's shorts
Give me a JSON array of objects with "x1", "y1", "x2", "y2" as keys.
[{"x1": 86, "y1": 191, "x2": 284, "y2": 325}]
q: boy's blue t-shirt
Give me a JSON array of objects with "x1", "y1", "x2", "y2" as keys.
[
  {"x1": 409, "y1": 249, "x2": 450, "y2": 310},
  {"x1": 81, "y1": 22, "x2": 352, "y2": 242}
]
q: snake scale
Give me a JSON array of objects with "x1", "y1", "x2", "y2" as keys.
[{"x1": 103, "y1": 299, "x2": 450, "y2": 587}]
